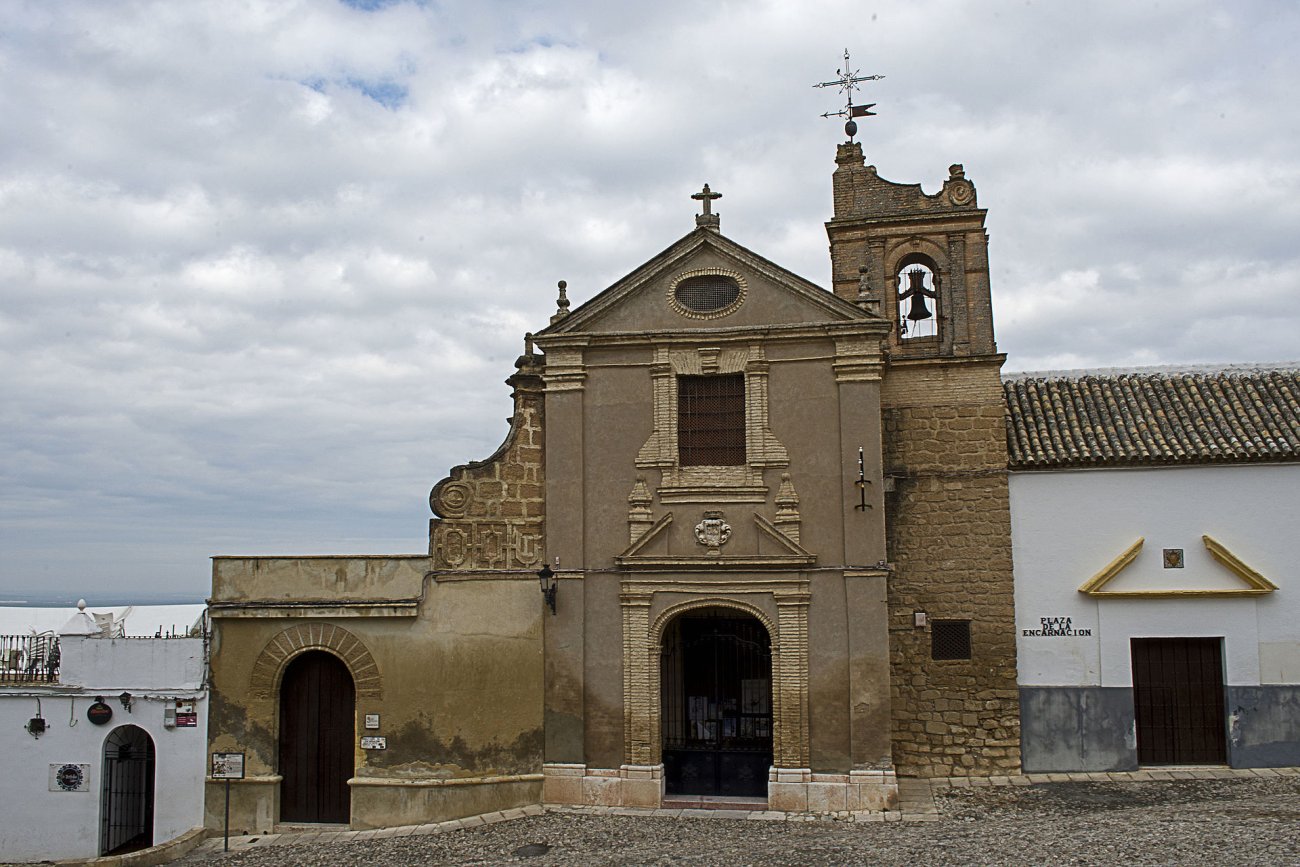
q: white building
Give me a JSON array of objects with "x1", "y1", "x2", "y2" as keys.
[
  {"x1": 1006, "y1": 364, "x2": 1300, "y2": 772},
  {"x1": 0, "y1": 602, "x2": 208, "y2": 862}
]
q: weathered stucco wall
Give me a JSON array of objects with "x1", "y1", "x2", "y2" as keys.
[{"x1": 207, "y1": 565, "x2": 544, "y2": 831}]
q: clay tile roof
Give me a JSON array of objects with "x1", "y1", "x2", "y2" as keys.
[{"x1": 1003, "y1": 364, "x2": 1300, "y2": 469}]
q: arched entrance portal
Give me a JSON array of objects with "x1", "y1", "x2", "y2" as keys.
[
  {"x1": 661, "y1": 607, "x2": 772, "y2": 796},
  {"x1": 100, "y1": 724, "x2": 155, "y2": 856},
  {"x1": 279, "y1": 650, "x2": 355, "y2": 823}
]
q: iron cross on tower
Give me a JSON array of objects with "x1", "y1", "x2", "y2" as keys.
[{"x1": 813, "y1": 48, "x2": 884, "y2": 140}]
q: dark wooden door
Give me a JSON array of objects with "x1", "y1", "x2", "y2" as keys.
[
  {"x1": 280, "y1": 651, "x2": 354, "y2": 823},
  {"x1": 662, "y1": 610, "x2": 772, "y2": 797},
  {"x1": 1131, "y1": 637, "x2": 1226, "y2": 765}
]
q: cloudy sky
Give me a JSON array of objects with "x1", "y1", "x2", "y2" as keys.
[{"x1": 2, "y1": 0, "x2": 1297, "y2": 601}]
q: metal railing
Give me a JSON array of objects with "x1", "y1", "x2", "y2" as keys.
[{"x1": 0, "y1": 633, "x2": 61, "y2": 684}]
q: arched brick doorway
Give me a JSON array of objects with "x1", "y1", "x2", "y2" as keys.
[
  {"x1": 660, "y1": 606, "x2": 773, "y2": 797},
  {"x1": 279, "y1": 650, "x2": 355, "y2": 823}
]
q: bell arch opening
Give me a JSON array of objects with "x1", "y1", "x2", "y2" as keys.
[
  {"x1": 100, "y1": 724, "x2": 155, "y2": 856},
  {"x1": 279, "y1": 649, "x2": 355, "y2": 824},
  {"x1": 895, "y1": 253, "x2": 940, "y2": 340},
  {"x1": 659, "y1": 606, "x2": 773, "y2": 797}
]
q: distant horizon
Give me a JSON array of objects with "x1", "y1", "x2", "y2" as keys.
[{"x1": 0, "y1": 591, "x2": 207, "y2": 608}]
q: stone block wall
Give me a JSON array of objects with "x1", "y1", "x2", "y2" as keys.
[{"x1": 882, "y1": 363, "x2": 1021, "y2": 776}]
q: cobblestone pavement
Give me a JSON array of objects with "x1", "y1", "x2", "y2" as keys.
[{"x1": 182, "y1": 770, "x2": 1300, "y2": 866}]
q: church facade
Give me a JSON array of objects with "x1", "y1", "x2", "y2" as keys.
[{"x1": 205, "y1": 141, "x2": 1022, "y2": 831}]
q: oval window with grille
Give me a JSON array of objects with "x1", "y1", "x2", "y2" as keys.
[{"x1": 668, "y1": 270, "x2": 746, "y2": 318}]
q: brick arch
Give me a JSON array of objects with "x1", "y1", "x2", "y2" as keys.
[
  {"x1": 249, "y1": 623, "x2": 381, "y2": 700},
  {"x1": 650, "y1": 597, "x2": 776, "y2": 645},
  {"x1": 640, "y1": 597, "x2": 784, "y2": 767}
]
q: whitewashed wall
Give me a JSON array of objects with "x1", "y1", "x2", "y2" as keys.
[
  {"x1": 1010, "y1": 463, "x2": 1300, "y2": 771},
  {"x1": 0, "y1": 637, "x2": 207, "y2": 863},
  {"x1": 1011, "y1": 463, "x2": 1300, "y2": 688}
]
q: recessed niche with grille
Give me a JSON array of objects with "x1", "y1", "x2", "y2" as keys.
[
  {"x1": 677, "y1": 374, "x2": 746, "y2": 466},
  {"x1": 667, "y1": 269, "x2": 747, "y2": 318},
  {"x1": 931, "y1": 620, "x2": 972, "y2": 660}
]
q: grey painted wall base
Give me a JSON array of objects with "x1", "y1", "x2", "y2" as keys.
[
  {"x1": 1227, "y1": 685, "x2": 1300, "y2": 768},
  {"x1": 1023, "y1": 684, "x2": 1300, "y2": 771},
  {"x1": 1020, "y1": 687, "x2": 1138, "y2": 773}
]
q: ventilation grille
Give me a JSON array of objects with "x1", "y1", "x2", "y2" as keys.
[{"x1": 931, "y1": 620, "x2": 972, "y2": 660}]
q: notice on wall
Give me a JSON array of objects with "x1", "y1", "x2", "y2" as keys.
[
  {"x1": 361, "y1": 736, "x2": 387, "y2": 750},
  {"x1": 175, "y1": 700, "x2": 198, "y2": 727},
  {"x1": 211, "y1": 752, "x2": 246, "y2": 780},
  {"x1": 1022, "y1": 616, "x2": 1092, "y2": 637}
]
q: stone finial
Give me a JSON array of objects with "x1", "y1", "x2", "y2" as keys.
[
  {"x1": 856, "y1": 264, "x2": 881, "y2": 317},
  {"x1": 692, "y1": 183, "x2": 722, "y2": 231},
  {"x1": 550, "y1": 280, "x2": 571, "y2": 325},
  {"x1": 627, "y1": 476, "x2": 654, "y2": 546},
  {"x1": 949, "y1": 164, "x2": 965, "y2": 180},
  {"x1": 774, "y1": 473, "x2": 801, "y2": 545}
]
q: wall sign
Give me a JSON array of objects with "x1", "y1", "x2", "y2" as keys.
[
  {"x1": 49, "y1": 763, "x2": 90, "y2": 792},
  {"x1": 364, "y1": 713, "x2": 380, "y2": 730},
  {"x1": 1022, "y1": 616, "x2": 1092, "y2": 637},
  {"x1": 175, "y1": 700, "x2": 197, "y2": 727},
  {"x1": 360, "y1": 736, "x2": 387, "y2": 750},
  {"x1": 211, "y1": 752, "x2": 245, "y2": 780},
  {"x1": 87, "y1": 701, "x2": 113, "y2": 725}
]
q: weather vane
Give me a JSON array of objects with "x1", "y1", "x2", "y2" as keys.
[{"x1": 813, "y1": 48, "x2": 884, "y2": 140}]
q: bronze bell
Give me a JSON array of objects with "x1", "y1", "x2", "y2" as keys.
[{"x1": 903, "y1": 269, "x2": 933, "y2": 321}]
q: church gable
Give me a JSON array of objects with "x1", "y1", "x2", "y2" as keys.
[{"x1": 541, "y1": 227, "x2": 871, "y2": 337}]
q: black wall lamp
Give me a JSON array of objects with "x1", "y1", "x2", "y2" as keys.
[
  {"x1": 536, "y1": 564, "x2": 557, "y2": 615},
  {"x1": 119, "y1": 691, "x2": 133, "y2": 712}
]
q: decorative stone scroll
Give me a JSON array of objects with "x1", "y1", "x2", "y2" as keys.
[{"x1": 429, "y1": 356, "x2": 545, "y2": 571}]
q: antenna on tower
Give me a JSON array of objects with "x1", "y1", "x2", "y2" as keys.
[{"x1": 813, "y1": 48, "x2": 884, "y2": 140}]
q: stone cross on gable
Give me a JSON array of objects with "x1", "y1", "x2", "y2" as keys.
[{"x1": 692, "y1": 183, "x2": 722, "y2": 230}]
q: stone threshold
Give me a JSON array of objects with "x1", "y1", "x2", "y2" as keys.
[{"x1": 661, "y1": 795, "x2": 768, "y2": 811}]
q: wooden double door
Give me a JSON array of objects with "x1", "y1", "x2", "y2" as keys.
[
  {"x1": 280, "y1": 651, "x2": 355, "y2": 823},
  {"x1": 1131, "y1": 637, "x2": 1227, "y2": 765}
]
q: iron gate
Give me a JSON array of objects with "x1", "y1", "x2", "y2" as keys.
[
  {"x1": 100, "y1": 726, "x2": 155, "y2": 856},
  {"x1": 1132, "y1": 637, "x2": 1227, "y2": 765},
  {"x1": 661, "y1": 610, "x2": 772, "y2": 796}
]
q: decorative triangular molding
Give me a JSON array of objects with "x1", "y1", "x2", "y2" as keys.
[
  {"x1": 619, "y1": 513, "x2": 673, "y2": 558},
  {"x1": 1201, "y1": 534, "x2": 1279, "y2": 593},
  {"x1": 754, "y1": 514, "x2": 812, "y2": 557},
  {"x1": 1077, "y1": 535, "x2": 1278, "y2": 598}
]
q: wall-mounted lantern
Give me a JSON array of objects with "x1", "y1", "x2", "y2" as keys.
[
  {"x1": 118, "y1": 691, "x2": 133, "y2": 712},
  {"x1": 537, "y1": 564, "x2": 557, "y2": 615}
]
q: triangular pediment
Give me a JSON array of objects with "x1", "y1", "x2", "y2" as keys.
[
  {"x1": 538, "y1": 228, "x2": 875, "y2": 337},
  {"x1": 1078, "y1": 535, "x2": 1278, "y2": 598}
]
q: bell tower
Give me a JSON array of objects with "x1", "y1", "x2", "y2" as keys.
[
  {"x1": 827, "y1": 141, "x2": 996, "y2": 359},
  {"x1": 826, "y1": 141, "x2": 1021, "y2": 778}
]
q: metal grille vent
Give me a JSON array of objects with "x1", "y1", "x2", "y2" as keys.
[
  {"x1": 931, "y1": 620, "x2": 972, "y2": 660},
  {"x1": 678, "y1": 374, "x2": 746, "y2": 466},
  {"x1": 674, "y1": 275, "x2": 741, "y2": 313}
]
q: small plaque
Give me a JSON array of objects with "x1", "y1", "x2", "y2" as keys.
[
  {"x1": 176, "y1": 700, "x2": 197, "y2": 727},
  {"x1": 360, "y1": 736, "x2": 387, "y2": 750},
  {"x1": 1163, "y1": 548, "x2": 1184, "y2": 569},
  {"x1": 211, "y1": 752, "x2": 245, "y2": 780},
  {"x1": 364, "y1": 713, "x2": 380, "y2": 730},
  {"x1": 49, "y1": 763, "x2": 90, "y2": 792}
]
